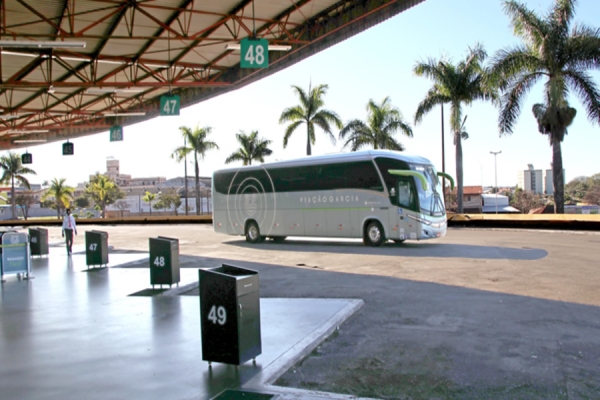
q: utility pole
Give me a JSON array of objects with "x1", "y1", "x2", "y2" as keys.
[
  {"x1": 490, "y1": 151, "x2": 502, "y2": 214},
  {"x1": 441, "y1": 104, "x2": 446, "y2": 203},
  {"x1": 184, "y1": 137, "x2": 188, "y2": 216}
]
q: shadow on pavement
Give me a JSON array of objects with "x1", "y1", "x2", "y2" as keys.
[
  {"x1": 224, "y1": 239, "x2": 548, "y2": 260},
  {"x1": 176, "y1": 257, "x2": 599, "y2": 399}
]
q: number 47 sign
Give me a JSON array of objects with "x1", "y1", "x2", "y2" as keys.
[
  {"x1": 240, "y1": 38, "x2": 268, "y2": 69},
  {"x1": 160, "y1": 94, "x2": 180, "y2": 116}
]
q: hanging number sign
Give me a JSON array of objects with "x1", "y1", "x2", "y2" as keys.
[
  {"x1": 110, "y1": 125, "x2": 123, "y2": 142},
  {"x1": 240, "y1": 38, "x2": 268, "y2": 69},
  {"x1": 62, "y1": 142, "x2": 74, "y2": 155},
  {"x1": 21, "y1": 152, "x2": 32, "y2": 164},
  {"x1": 160, "y1": 94, "x2": 180, "y2": 116}
]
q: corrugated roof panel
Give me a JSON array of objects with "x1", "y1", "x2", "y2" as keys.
[{"x1": 4, "y1": 0, "x2": 63, "y2": 37}]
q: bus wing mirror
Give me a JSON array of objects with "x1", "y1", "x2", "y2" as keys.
[
  {"x1": 437, "y1": 172, "x2": 454, "y2": 191},
  {"x1": 388, "y1": 170, "x2": 428, "y2": 191}
]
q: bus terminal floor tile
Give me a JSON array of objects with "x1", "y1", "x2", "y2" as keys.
[{"x1": 0, "y1": 249, "x2": 362, "y2": 400}]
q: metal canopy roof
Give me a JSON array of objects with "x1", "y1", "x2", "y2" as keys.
[{"x1": 0, "y1": 0, "x2": 423, "y2": 150}]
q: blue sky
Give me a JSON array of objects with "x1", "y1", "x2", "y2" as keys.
[{"x1": 13, "y1": 0, "x2": 600, "y2": 189}]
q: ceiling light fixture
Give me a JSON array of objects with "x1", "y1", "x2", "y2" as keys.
[
  {"x1": 86, "y1": 87, "x2": 147, "y2": 94},
  {"x1": 0, "y1": 40, "x2": 86, "y2": 48},
  {"x1": 225, "y1": 44, "x2": 292, "y2": 51},
  {"x1": 103, "y1": 112, "x2": 146, "y2": 117},
  {"x1": 8, "y1": 129, "x2": 50, "y2": 134},
  {"x1": 13, "y1": 139, "x2": 48, "y2": 143},
  {"x1": 0, "y1": 114, "x2": 27, "y2": 120}
]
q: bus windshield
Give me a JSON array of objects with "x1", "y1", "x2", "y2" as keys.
[{"x1": 410, "y1": 164, "x2": 445, "y2": 216}]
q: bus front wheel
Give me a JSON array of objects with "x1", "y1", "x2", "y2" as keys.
[
  {"x1": 364, "y1": 221, "x2": 385, "y2": 247},
  {"x1": 245, "y1": 221, "x2": 264, "y2": 244}
]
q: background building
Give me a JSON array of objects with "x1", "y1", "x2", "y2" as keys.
[{"x1": 517, "y1": 164, "x2": 543, "y2": 194}]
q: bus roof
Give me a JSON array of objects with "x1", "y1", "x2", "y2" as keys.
[{"x1": 215, "y1": 150, "x2": 434, "y2": 174}]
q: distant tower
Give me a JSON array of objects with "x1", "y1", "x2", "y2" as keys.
[{"x1": 106, "y1": 158, "x2": 120, "y2": 181}]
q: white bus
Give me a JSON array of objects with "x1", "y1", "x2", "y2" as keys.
[{"x1": 212, "y1": 150, "x2": 452, "y2": 246}]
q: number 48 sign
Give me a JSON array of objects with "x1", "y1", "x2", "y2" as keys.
[{"x1": 240, "y1": 38, "x2": 268, "y2": 69}]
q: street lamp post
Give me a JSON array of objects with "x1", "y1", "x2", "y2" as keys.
[
  {"x1": 490, "y1": 151, "x2": 502, "y2": 214},
  {"x1": 183, "y1": 137, "x2": 189, "y2": 216}
]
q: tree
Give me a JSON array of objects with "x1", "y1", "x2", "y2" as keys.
[
  {"x1": 41, "y1": 178, "x2": 74, "y2": 218},
  {"x1": 84, "y1": 173, "x2": 124, "y2": 218},
  {"x1": 0, "y1": 152, "x2": 36, "y2": 219},
  {"x1": 225, "y1": 131, "x2": 273, "y2": 165},
  {"x1": 74, "y1": 197, "x2": 90, "y2": 209},
  {"x1": 490, "y1": 0, "x2": 600, "y2": 213},
  {"x1": 339, "y1": 97, "x2": 413, "y2": 151},
  {"x1": 279, "y1": 83, "x2": 343, "y2": 156},
  {"x1": 114, "y1": 200, "x2": 130, "y2": 217},
  {"x1": 142, "y1": 191, "x2": 156, "y2": 215},
  {"x1": 172, "y1": 125, "x2": 219, "y2": 215},
  {"x1": 154, "y1": 188, "x2": 182, "y2": 215},
  {"x1": 414, "y1": 44, "x2": 496, "y2": 213},
  {"x1": 15, "y1": 190, "x2": 35, "y2": 220},
  {"x1": 510, "y1": 187, "x2": 545, "y2": 213}
]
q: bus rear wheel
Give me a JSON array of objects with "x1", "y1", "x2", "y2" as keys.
[
  {"x1": 364, "y1": 221, "x2": 385, "y2": 247},
  {"x1": 245, "y1": 221, "x2": 264, "y2": 244}
]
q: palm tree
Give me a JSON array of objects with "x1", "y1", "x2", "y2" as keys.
[
  {"x1": 414, "y1": 44, "x2": 496, "y2": 213},
  {"x1": 490, "y1": 0, "x2": 600, "y2": 213},
  {"x1": 142, "y1": 191, "x2": 156, "y2": 215},
  {"x1": 225, "y1": 130, "x2": 273, "y2": 166},
  {"x1": 0, "y1": 152, "x2": 36, "y2": 219},
  {"x1": 172, "y1": 125, "x2": 219, "y2": 215},
  {"x1": 41, "y1": 178, "x2": 74, "y2": 219},
  {"x1": 279, "y1": 83, "x2": 343, "y2": 156},
  {"x1": 84, "y1": 174, "x2": 123, "y2": 218},
  {"x1": 339, "y1": 97, "x2": 413, "y2": 151}
]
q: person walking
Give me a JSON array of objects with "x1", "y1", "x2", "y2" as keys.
[{"x1": 62, "y1": 208, "x2": 77, "y2": 255}]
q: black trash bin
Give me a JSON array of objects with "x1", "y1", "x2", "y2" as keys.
[
  {"x1": 149, "y1": 236, "x2": 180, "y2": 287},
  {"x1": 199, "y1": 264, "x2": 261, "y2": 366},
  {"x1": 29, "y1": 228, "x2": 49, "y2": 257},
  {"x1": 85, "y1": 230, "x2": 109, "y2": 267}
]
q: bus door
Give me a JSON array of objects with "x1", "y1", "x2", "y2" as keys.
[{"x1": 395, "y1": 178, "x2": 418, "y2": 241}]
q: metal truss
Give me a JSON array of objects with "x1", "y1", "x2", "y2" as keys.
[{"x1": 0, "y1": 0, "x2": 423, "y2": 148}]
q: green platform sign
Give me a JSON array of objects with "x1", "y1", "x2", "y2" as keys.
[
  {"x1": 21, "y1": 152, "x2": 32, "y2": 164},
  {"x1": 240, "y1": 38, "x2": 268, "y2": 69},
  {"x1": 160, "y1": 94, "x2": 180, "y2": 116},
  {"x1": 110, "y1": 125, "x2": 123, "y2": 142},
  {"x1": 62, "y1": 142, "x2": 74, "y2": 155}
]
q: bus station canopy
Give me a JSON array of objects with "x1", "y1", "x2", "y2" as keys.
[{"x1": 0, "y1": 0, "x2": 423, "y2": 149}]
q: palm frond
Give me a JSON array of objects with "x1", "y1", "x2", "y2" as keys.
[
  {"x1": 283, "y1": 120, "x2": 304, "y2": 147},
  {"x1": 339, "y1": 120, "x2": 369, "y2": 140},
  {"x1": 564, "y1": 70, "x2": 600, "y2": 124},
  {"x1": 279, "y1": 106, "x2": 304, "y2": 123},
  {"x1": 499, "y1": 72, "x2": 544, "y2": 134},
  {"x1": 225, "y1": 152, "x2": 246, "y2": 165},
  {"x1": 311, "y1": 115, "x2": 336, "y2": 145},
  {"x1": 550, "y1": 0, "x2": 576, "y2": 34},
  {"x1": 414, "y1": 89, "x2": 448, "y2": 125},
  {"x1": 503, "y1": 0, "x2": 547, "y2": 46},
  {"x1": 291, "y1": 85, "x2": 309, "y2": 111},
  {"x1": 313, "y1": 109, "x2": 343, "y2": 130}
]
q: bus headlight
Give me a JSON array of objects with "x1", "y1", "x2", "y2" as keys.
[{"x1": 407, "y1": 214, "x2": 431, "y2": 225}]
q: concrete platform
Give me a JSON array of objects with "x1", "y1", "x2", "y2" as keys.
[{"x1": 0, "y1": 247, "x2": 363, "y2": 400}]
